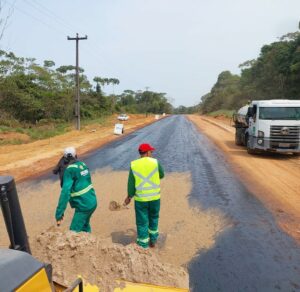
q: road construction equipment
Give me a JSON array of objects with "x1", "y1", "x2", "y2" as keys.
[
  {"x1": 233, "y1": 99, "x2": 300, "y2": 154},
  {"x1": 0, "y1": 176, "x2": 57, "y2": 292},
  {"x1": 0, "y1": 175, "x2": 188, "y2": 292},
  {"x1": 0, "y1": 176, "x2": 30, "y2": 253},
  {"x1": 109, "y1": 200, "x2": 129, "y2": 211}
]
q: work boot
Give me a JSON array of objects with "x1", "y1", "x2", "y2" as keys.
[
  {"x1": 133, "y1": 242, "x2": 149, "y2": 251},
  {"x1": 149, "y1": 241, "x2": 156, "y2": 248}
]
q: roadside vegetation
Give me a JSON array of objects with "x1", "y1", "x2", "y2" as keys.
[
  {"x1": 178, "y1": 28, "x2": 300, "y2": 115},
  {"x1": 206, "y1": 110, "x2": 235, "y2": 119},
  {"x1": 1, "y1": 25, "x2": 299, "y2": 140},
  {"x1": 0, "y1": 50, "x2": 173, "y2": 144}
]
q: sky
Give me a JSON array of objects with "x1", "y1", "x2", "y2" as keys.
[{"x1": 1, "y1": 0, "x2": 300, "y2": 107}]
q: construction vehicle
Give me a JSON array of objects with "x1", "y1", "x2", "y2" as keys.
[
  {"x1": 233, "y1": 99, "x2": 300, "y2": 154},
  {"x1": 0, "y1": 176, "x2": 188, "y2": 292}
]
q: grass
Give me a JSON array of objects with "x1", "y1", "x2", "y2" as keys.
[
  {"x1": 207, "y1": 109, "x2": 235, "y2": 119},
  {"x1": 0, "y1": 115, "x2": 111, "y2": 145},
  {"x1": 0, "y1": 139, "x2": 24, "y2": 145},
  {"x1": 26, "y1": 124, "x2": 70, "y2": 140},
  {"x1": 0, "y1": 124, "x2": 70, "y2": 144},
  {"x1": 81, "y1": 114, "x2": 109, "y2": 127}
]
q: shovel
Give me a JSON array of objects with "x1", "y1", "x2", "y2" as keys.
[{"x1": 109, "y1": 200, "x2": 129, "y2": 211}]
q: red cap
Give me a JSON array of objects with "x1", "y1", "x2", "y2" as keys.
[{"x1": 138, "y1": 143, "x2": 155, "y2": 153}]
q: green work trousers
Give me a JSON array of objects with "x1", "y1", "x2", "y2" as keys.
[
  {"x1": 70, "y1": 207, "x2": 96, "y2": 233},
  {"x1": 134, "y1": 199, "x2": 160, "y2": 248}
]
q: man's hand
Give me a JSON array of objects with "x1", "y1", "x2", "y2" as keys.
[
  {"x1": 56, "y1": 215, "x2": 64, "y2": 226},
  {"x1": 124, "y1": 196, "x2": 132, "y2": 206}
]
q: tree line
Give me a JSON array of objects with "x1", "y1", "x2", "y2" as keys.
[
  {"x1": 180, "y1": 28, "x2": 300, "y2": 114},
  {"x1": 0, "y1": 50, "x2": 173, "y2": 124},
  {"x1": 2, "y1": 27, "x2": 298, "y2": 122}
]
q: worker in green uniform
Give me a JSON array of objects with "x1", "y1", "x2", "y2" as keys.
[
  {"x1": 124, "y1": 143, "x2": 164, "y2": 248},
  {"x1": 55, "y1": 147, "x2": 97, "y2": 233}
]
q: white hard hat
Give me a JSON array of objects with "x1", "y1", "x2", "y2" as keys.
[{"x1": 63, "y1": 146, "x2": 76, "y2": 158}]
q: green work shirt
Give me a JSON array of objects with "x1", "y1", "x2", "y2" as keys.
[
  {"x1": 127, "y1": 159, "x2": 164, "y2": 198},
  {"x1": 55, "y1": 161, "x2": 97, "y2": 220}
]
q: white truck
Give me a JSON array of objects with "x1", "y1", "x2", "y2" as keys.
[{"x1": 233, "y1": 100, "x2": 300, "y2": 155}]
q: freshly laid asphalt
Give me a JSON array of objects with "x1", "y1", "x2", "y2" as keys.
[{"x1": 25, "y1": 115, "x2": 300, "y2": 291}]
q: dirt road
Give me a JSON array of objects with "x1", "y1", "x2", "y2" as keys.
[
  {"x1": 0, "y1": 114, "x2": 157, "y2": 182},
  {"x1": 188, "y1": 115, "x2": 300, "y2": 243}
]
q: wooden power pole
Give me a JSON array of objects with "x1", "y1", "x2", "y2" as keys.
[{"x1": 67, "y1": 33, "x2": 87, "y2": 130}]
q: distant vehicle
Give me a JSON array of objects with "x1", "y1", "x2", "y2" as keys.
[
  {"x1": 117, "y1": 114, "x2": 129, "y2": 121},
  {"x1": 233, "y1": 99, "x2": 300, "y2": 155}
]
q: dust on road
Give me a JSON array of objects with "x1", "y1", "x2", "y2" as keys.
[{"x1": 188, "y1": 114, "x2": 300, "y2": 242}]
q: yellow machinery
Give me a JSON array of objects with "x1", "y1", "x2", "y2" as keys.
[
  {"x1": 0, "y1": 176, "x2": 188, "y2": 292},
  {"x1": 0, "y1": 248, "x2": 54, "y2": 292}
]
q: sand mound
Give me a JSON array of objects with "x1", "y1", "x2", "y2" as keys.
[{"x1": 34, "y1": 229, "x2": 189, "y2": 291}]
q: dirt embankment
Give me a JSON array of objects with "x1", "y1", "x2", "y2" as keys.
[
  {"x1": 0, "y1": 114, "x2": 158, "y2": 182},
  {"x1": 188, "y1": 114, "x2": 300, "y2": 242}
]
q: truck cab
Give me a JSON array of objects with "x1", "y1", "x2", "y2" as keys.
[{"x1": 235, "y1": 100, "x2": 300, "y2": 154}]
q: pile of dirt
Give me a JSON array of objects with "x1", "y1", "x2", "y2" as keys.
[{"x1": 34, "y1": 229, "x2": 189, "y2": 291}]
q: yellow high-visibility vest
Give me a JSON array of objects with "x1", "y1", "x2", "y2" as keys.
[{"x1": 131, "y1": 157, "x2": 160, "y2": 202}]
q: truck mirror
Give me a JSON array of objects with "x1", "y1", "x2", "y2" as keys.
[{"x1": 247, "y1": 107, "x2": 253, "y2": 117}]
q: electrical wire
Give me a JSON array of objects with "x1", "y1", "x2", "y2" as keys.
[
  {"x1": 24, "y1": 0, "x2": 110, "y2": 68},
  {"x1": 3, "y1": 0, "x2": 113, "y2": 75},
  {"x1": 24, "y1": 0, "x2": 77, "y2": 34}
]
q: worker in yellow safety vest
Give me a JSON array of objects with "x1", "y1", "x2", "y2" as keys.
[{"x1": 124, "y1": 143, "x2": 164, "y2": 248}]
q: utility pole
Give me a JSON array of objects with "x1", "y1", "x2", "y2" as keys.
[{"x1": 67, "y1": 33, "x2": 87, "y2": 130}]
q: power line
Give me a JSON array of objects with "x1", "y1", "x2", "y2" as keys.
[
  {"x1": 25, "y1": 0, "x2": 76, "y2": 34},
  {"x1": 0, "y1": 0, "x2": 15, "y2": 41},
  {"x1": 3, "y1": 0, "x2": 115, "y2": 82},
  {"x1": 24, "y1": 0, "x2": 109, "y2": 66},
  {"x1": 4, "y1": 0, "x2": 68, "y2": 36}
]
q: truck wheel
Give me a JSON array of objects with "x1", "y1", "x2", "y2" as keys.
[
  {"x1": 235, "y1": 130, "x2": 243, "y2": 146},
  {"x1": 246, "y1": 136, "x2": 256, "y2": 154}
]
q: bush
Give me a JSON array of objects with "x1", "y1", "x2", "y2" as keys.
[{"x1": 3, "y1": 91, "x2": 45, "y2": 123}]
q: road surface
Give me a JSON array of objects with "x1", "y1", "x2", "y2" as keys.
[{"x1": 24, "y1": 115, "x2": 300, "y2": 291}]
